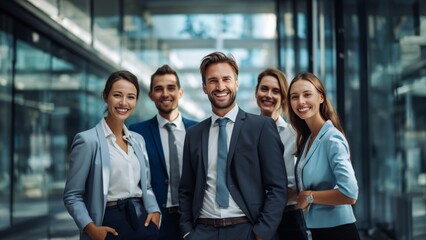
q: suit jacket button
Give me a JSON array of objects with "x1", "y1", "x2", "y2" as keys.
[{"x1": 165, "y1": 179, "x2": 169, "y2": 184}]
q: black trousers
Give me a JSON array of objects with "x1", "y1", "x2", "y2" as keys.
[
  {"x1": 309, "y1": 222, "x2": 360, "y2": 240},
  {"x1": 186, "y1": 221, "x2": 280, "y2": 240},
  {"x1": 102, "y1": 198, "x2": 159, "y2": 240},
  {"x1": 186, "y1": 222, "x2": 254, "y2": 240},
  {"x1": 158, "y1": 206, "x2": 182, "y2": 240},
  {"x1": 277, "y1": 208, "x2": 308, "y2": 240}
]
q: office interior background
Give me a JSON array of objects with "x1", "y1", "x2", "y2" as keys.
[{"x1": 0, "y1": 0, "x2": 425, "y2": 239}]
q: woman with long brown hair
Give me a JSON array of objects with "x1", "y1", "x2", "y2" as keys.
[{"x1": 288, "y1": 72, "x2": 360, "y2": 240}]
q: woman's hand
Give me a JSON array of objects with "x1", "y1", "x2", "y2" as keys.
[
  {"x1": 296, "y1": 190, "x2": 312, "y2": 210},
  {"x1": 145, "y1": 211, "x2": 161, "y2": 228},
  {"x1": 85, "y1": 222, "x2": 117, "y2": 240}
]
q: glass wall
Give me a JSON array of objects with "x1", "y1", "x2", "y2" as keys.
[
  {"x1": 2, "y1": 0, "x2": 426, "y2": 239},
  {"x1": 366, "y1": 0, "x2": 426, "y2": 239},
  {"x1": 13, "y1": 22, "x2": 51, "y2": 223},
  {"x1": 0, "y1": 13, "x2": 13, "y2": 231},
  {"x1": 122, "y1": 2, "x2": 279, "y2": 118},
  {"x1": 23, "y1": 0, "x2": 279, "y2": 120},
  {"x1": 342, "y1": 0, "x2": 368, "y2": 231},
  {"x1": 278, "y1": 0, "x2": 337, "y2": 101},
  {"x1": 341, "y1": 0, "x2": 426, "y2": 239},
  {"x1": 0, "y1": 4, "x2": 112, "y2": 237},
  {"x1": 278, "y1": 0, "x2": 310, "y2": 78}
]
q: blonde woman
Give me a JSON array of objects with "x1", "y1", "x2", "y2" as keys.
[{"x1": 255, "y1": 68, "x2": 308, "y2": 240}]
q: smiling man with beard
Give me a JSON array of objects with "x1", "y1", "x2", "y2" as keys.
[
  {"x1": 179, "y1": 52, "x2": 288, "y2": 240},
  {"x1": 129, "y1": 64, "x2": 198, "y2": 240}
]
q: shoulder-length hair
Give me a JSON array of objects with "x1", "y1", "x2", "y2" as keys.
[{"x1": 255, "y1": 67, "x2": 289, "y2": 115}]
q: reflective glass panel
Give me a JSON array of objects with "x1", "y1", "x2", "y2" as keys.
[
  {"x1": 0, "y1": 13, "x2": 13, "y2": 231},
  {"x1": 366, "y1": 0, "x2": 426, "y2": 239},
  {"x1": 13, "y1": 24, "x2": 51, "y2": 223}
]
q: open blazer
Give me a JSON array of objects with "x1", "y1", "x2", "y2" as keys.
[
  {"x1": 63, "y1": 120, "x2": 160, "y2": 240},
  {"x1": 298, "y1": 120, "x2": 358, "y2": 228},
  {"x1": 179, "y1": 108, "x2": 288, "y2": 240},
  {"x1": 129, "y1": 116, "x2": 198, "y2": 210}
]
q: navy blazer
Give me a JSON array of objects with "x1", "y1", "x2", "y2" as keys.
[
  {"x1": 179, "y1": 108, "x2": 288, "y2": 240},
  {"x1": 129, "y1": 116, "x2": 198, "y2": 210}
]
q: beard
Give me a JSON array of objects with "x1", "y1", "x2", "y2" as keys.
[
  {"x1": 208, "y1": 91, "x2": 237, "y2": 110},
  {"x1": 157, "y1": 103, "x2": 177, "y2": 115}
]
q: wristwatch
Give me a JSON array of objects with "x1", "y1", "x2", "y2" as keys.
[{"x1": 306, "y1": 191, "x2": 314, "y2": 204}]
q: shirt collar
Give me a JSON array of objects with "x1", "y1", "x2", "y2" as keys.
[
  {"x1": 211, "y1": 104, "x2": 238, "y2": 127},
  {"x1": 157, "y1": 112, "x2": 184, "y2": 130},
  {"x1": 101, "y1": 118, "x2": 113, "y2": 138},
  {"x1": 276, "y1": 115, "x2": 289, "y2": 130},
  {"x1": 101, "y1": 118, "x2": 132, "y2": 141}
]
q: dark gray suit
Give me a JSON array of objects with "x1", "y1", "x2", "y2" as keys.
[{"x1": 179, "y1": 108, "x2": 288, "y2": 240}]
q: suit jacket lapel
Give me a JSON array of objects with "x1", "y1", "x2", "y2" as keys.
[
  {"x1": 202, "y1": 119, "x2": 211, "y2": 173},
  {"x1": 228, "y1": 108, "x2": 244, "y2": 165},
  {"x1": 129, "y1": 135, "x2": 147, "y2": 194},
  {"x1": 182, "y1": 117, "x2": 191, "y2": 129},
  {"x1": 95, "y1": 121, "x2": 110, "y2": 197},
  {"x1": 303, "y1": 138, "x2": 320, "y2": 166},
  {"x1": 303, "y1": 122, "x2": 330, "y2": 166},
  {"x1": 149, "y1": 118, "x2": 167, "y2": 173}
]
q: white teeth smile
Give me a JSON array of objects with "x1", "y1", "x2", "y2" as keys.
[
  {"x1": 216, "y1": 93, "x2": 228, "y2": 97},
  {"x1": 116, "y1": 108, "x2": 128, "y2": 113},
  {"x1": 262, "y1": 102, "x2": 274, "y2": 106},
  {"x1": 298, "y1": 107, "x2": 310, "y2": 112}
]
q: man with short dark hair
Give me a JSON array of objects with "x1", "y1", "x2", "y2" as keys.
[{"x1": 130, "y1": 64, "x2": 198, "y2": 240}]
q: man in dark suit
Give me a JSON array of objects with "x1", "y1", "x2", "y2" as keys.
[
  {"x1": 129, "y1": 64, "x2": 198, "y2": 240},
  {"x1": 179, "y1": 52, "x2": 288, "y2": 240}
]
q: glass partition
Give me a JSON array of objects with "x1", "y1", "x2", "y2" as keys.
[
  {"x1": 348, "y1": 0, "x2": 426, "y2": 238},
  {"x1": 47, "y1": 43, "x2": 86, "y2": 238},
  {"x1": 133, "y1": 12, "x2": 278, "y2": 118},
  {"x1": 13, "y1": 23, "x2": 51, "y2": 224},
  {"x1": 93, "y1": 0, "x2": 120, "y2": 64},
  {"x1": 0, "y1": 13, "x2": 13, "y2": 231}
]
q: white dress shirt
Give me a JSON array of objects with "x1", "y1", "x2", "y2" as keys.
[
  {"x1": 296, "y1": 135, "x2": 311, "y2": 193},
  {"x1": 199, "y1": 104, "x2": 245, "y2": 219},
  {"x1": 157, "y1": 113, "x2": 185, "y2": 207},
  {"x1": 101, "y1": 119, "x2": 142, "y2": 201},
  {"x1": 276, "y1": 116, "x2": 297, "y2": 205}
]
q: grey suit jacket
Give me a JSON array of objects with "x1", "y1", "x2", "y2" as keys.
[{"x1": 63, "y1": 120, "x2": 160, "y2": 240}]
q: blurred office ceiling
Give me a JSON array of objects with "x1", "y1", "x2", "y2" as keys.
[{"x1": 22, "y1": 0, "x2": 278, "y2": 119}]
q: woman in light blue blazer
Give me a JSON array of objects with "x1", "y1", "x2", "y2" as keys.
[
  {"x1": 287, "y1": 72, "x2": 360, "y2": 240},
  {"x1": 63, "y1": 71, "x2": 160, "y2": 240}
]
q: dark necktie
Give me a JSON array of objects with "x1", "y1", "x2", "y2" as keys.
[
  {"x1": 165, "y1": 123, "x2": 179, "y2": 205},
  {"x1": 216, "y1": 118, "x2": 229, "y2": 208}
]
